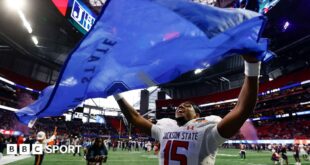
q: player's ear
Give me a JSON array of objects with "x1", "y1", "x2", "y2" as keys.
[{"x1": 195, "y1": 113, "x2": 200, "y2": 118}]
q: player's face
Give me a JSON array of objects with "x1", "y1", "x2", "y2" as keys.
[{"x1": 175, "y1": 102, "x2": 197, "y2": 121}]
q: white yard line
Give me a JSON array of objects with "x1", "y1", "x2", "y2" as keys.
[
  {"x1": 217, "y1": 154, "x2": 238, "y2": 157},
  {"x1": 0, "y1": 155, "x2": 32, "y2": 165}
]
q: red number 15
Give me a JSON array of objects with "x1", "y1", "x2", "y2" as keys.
[{"x1": 164, "y1": 140, "x2": 189, "y2": 165}]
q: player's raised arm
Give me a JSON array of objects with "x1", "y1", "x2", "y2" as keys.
[
  {"x1": 113, "y1": 94, "x2": 153, "y2": 135},
  {"x1": 217, "y1": 55, "x2": 260, "y2": 138},
  {"x1": 47, "y1": 126, "x2": 58, "y2": 143},
  {"x1": 53, "y1": 126, "x2": 57, "y2": 136}
]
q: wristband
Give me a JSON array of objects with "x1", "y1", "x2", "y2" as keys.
[
  {"x1": 113, "y1": 93, "x2": 124, "y2": 101},
  {"x1": 244, "y1": 61, "x2": 261, "y2": 77}
]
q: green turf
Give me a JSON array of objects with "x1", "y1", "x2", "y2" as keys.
[{"x1": 7, "y1": 149, "x2": 310, "y2": 165}]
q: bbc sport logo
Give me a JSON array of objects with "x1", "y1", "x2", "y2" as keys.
[{"x1": 7, "y1": 144, "x2": 82, "y2": 154}]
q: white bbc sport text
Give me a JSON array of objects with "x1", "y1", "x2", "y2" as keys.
[{"x1": 6, "y1": 144, "x2": 81, "y2": 154}]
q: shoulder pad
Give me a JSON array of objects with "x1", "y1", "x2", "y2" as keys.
[{"x1": 156, "y1": 118, "x2": 177, "y2": 126}]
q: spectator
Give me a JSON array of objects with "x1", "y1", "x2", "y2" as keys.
[
  {"x1": 16, "y1": 135, "x2": 24, "y2": 156},
  {"x1": 271, "y1": 149, "x2": 280, "y2": 164},
  {"x1": 293, "y1": 144, "x2": 301, "y2": 165},
  {"x1": 240, "y1": 144, "x2": 246, "y2": 159},
  {"x1": 86, "y1": 138, "x2": 108, "y2": 165},
  {"x1": 34, "y1": 127, "x2": 57, "y2": 165},
  {"x1": 0, "y1": 133, "x2": 6, "y2": 160},
  {"x1": 73, "y1": 136, "x2": 81, "y2": 156}
]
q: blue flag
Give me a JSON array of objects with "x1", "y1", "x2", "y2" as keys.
[{"x1": 16, "y1": 0, "x2": 269, "y2": 124}]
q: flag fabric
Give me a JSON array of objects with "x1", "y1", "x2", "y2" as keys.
[{"x1": 16, "y1": 0, "x2": 269, "y2": 124}]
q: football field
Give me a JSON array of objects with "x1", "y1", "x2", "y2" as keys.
[{"x1": 6, "y1": 149, "x2": 310, "y2": 165}]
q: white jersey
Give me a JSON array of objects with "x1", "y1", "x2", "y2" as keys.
[
  {"x1": 35, "y1": 135, "x2": 56, "y2": 154},
  {"x1": 299, "y1": 144, "x2": 307, "y2": 155},
  {"x1": 151, "y1": 116, "x2": 226, "y2": 165}
]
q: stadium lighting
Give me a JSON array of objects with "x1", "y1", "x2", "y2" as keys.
[
  {"x1": 283, "y1": 21, "x2": 290, "y2": 31},
  {"x1": 194, "y1": 68, "x2": 203, "y2": 75},
  {"x1": 0, "y1": 105, "x2": 18, "y2": 112},
  {"x1": 6, "y1": 0, "x2": 25, "y2": 10},
  {"x1": 25, "y1": 87, "x2": 34, "y2": 91},
  {"x1": 23, "y1": 21, "x2": 33, "y2": 34},
  {"x1": 18, "y1": 10, "x2": 32, "y2": 34},
  {"x1": 301, "y1": 80, "x2": 310, "y2": 85},
  {"x1": 32, "y1": 36, "x2": 39, "y2": 45},
  {"x1": 0, "y1": 76, "x2": 16, "y2": 86},
  {"x1": 300, "y1": 101, "x2": 310, "y2": 105},
  {"x1": 225, "y1": 139, "x2": 294, "y2": 144},
  {"x1": 200, "y1": 98, "x2": 238, "y2": 107},
  {"x1": 296, "y1": 110, "x2": 310, "y2": 116},
  {"x1": 0, "y1": 75, "x2": 39, "y2": 93}
]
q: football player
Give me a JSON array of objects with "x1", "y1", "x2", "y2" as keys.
[
  {"x1": 113, "y1": 55, "x2": 260, "y2": 164},
  {"x1": 34, "y1": 127, "x2": 57, "y2": 165}
]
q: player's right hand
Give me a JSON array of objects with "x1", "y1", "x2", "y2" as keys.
[{"x1": 53, "y1": 126, "x2": 57, "y2": 135}]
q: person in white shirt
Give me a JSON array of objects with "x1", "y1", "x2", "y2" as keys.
[
  {"x1": 113, "y1": 55, "x2": 260, "y2": 165},
  {"x1": 146, "y1": 141, "x2": 152, "y2": 152},
  {"x1": 73, "y1": 136, "x2": 81, "y2": 156},
  {"x1": 299, "y1": 144, "x2": 308, "y2": 160},
  {"x1": 34, "y1": 127, "x2": 57, "y2": 165}
]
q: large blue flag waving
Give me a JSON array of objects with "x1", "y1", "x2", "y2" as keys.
[{"x1": 16, "y1": 0, "x2": 269, "y2": 124}]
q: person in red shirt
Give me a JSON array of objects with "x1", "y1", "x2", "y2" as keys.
[
  {"x1": 153, "y1": 141, "x2": 160, "y2": 155},
  {"x1": 16, "y1": 135, "x2": 24, "y2": 156}
]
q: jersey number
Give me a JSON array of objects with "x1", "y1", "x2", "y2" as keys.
[{"x1": 164, "y1": 140, "x2": 189, "y2": 165}]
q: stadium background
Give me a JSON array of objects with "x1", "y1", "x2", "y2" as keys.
[{"x1": 0, "y1": 0, "x2": 309, "y2": 164}]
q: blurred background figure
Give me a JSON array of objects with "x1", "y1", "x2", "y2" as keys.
[
  {"x1": 0, "y1": 133, "x2": 6, "y2": 160},
  {"x1": 280, "y1": 144, "x2": 288, "y2": 165},
  {"x1": 240, "y1": 144, "x2": 246, "y2": 160},
  {"x1": 86, "y1": 138, "x2": 108, "y2": 165},
  {"x1": 293, "y1": 144, "x2": 301, "y2": 165},
  {"x1": 271, "y1": 149, "x2": 280, "y2": 164},
  {"x1": 34, "y1": 127, "x2": 57, "y2": 165},
  {"x1": 83, "y1": 139, "x2": 92, "y2": 158},
  {"x1": 73, "y1": 136, "x2": 81, "y2": 156},
  {"x1": 299, "y1": 143, "x2": 308, "y2": 161}
]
